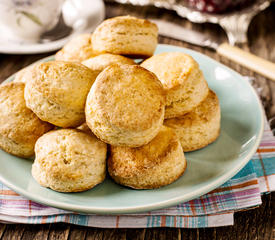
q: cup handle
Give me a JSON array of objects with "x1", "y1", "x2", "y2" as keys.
[{"x1": 71, "y1": 18, "x2": 88, "y2": 33}]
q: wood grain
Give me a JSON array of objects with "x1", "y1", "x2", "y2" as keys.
[
  {"x1": 47, "y1": 223, "x2": 70, "y2": 240},
  {"x1": 85, "y1": 228, "x2": 105, "y2": 240},
  {"x1": 1, "y1": 225, "x2": 25, "y2": 240},
  {"x1": 0, "y1": 224, "x2": 6, "y2": 239},
  {"x1": 0, "y1": 1, "x2": 274, "y2": 240},
  {"x1": 125, "y1": 229, "x2": 146, "y2": 240},
  {"x1": 21, "y1": 224, "x2": 50, "y2": 240}
]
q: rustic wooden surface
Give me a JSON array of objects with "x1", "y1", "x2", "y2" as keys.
[{"x1": 0, "y1": 1, "x2": 274, "y2": 239}]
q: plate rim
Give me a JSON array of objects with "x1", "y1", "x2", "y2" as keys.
[{"x1": 0, "y1": 43, "x2": 264, "y2": 214}]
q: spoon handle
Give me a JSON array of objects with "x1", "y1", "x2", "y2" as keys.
[{"x1": 217, "y1": 43, "x2": 275, "y2": 82}]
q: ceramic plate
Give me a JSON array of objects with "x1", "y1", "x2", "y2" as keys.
[{"x1": 0, "y1": 44, "x2": 264, "y2": 214}]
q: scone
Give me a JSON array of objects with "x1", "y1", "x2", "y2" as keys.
[
  {"x1": 0, "y1": 82, "x2": 53, "y2": 158},
  {"x1": 108, "y1": 126, "x2": 187, "y2": 189},
  {"x1": 32, "y1": 129, "x2": 107, "y2": 192},
  {"x1": 14, "y1": 65, "x2": 34, "y2": 84},
  {"x1": 82, "y1": 53, "x2": 136, "y2": 77},
  {"x1": 24, "y1": 61, "x2": 97, "y2": 128},
  {"x1": 55, "y1": 33, "x2": 99, "y2": 62},
  {"x1": 141, "y1": 52, "x2": 209, "y2": 119},
  {"x1": 92, "y1": 16, "x2": 158, "y2": 58},
  {"x1": 164, "y1": 90, "x2": 221, "y2": 152},
  {"x1": 85, "y1": 64, "x2": 165, "y2": 147}
]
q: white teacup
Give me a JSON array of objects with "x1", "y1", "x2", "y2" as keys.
[{"x1": 0, "y1": 0, "x2": 64, "y2": 43}]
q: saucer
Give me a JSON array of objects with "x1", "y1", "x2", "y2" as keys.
[{"x1": 0, "y1": 0, "x2": 105, "y2": 54}]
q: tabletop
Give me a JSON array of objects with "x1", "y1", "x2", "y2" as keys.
[{"x1": 0, "y1": 1, "x2": 275, "y2": 239}]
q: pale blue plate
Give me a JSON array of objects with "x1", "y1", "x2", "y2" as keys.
[{"x1": 0, "y1": 44, "x2": 264, "y2": 214}]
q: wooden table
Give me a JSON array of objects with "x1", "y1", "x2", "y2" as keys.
[{"x1": 0, "y1": 1, "x2": 274, "y2": 239}]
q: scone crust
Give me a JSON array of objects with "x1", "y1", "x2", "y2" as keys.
[
  {"x1": 32, "y1": 129, "x2": 107, "y2": 192},
  {"x1": 165, "y1": 90, "x2": 221, "y2": 151},
  {"x1": 108, "y1": 126, "x2": 187, "y2": 189},
  {"x1": 85, "y1": 64, "x2": 165, "y2": 147},
  {"x1": 0, "y1": 82, "x2": 53, "y2": 158},
  {"x1": 13, "y1": 65, "x2": 34, "y2": 84},
  {"x1": 92, "y1": 16, "x2": 158, "y2": 58},
  {"x1": 24, "y1": 61, "x2": 97, "y2": 127},
  {"x1": 82, "y1": 53, "x2": 136, "y2": 76},
  {"x1": 141, "y1": 52, "x2": 209, "y2": 118},
  {"x1": 55, "y1": 34, "x2": 99, "y2": 62},
  {"x1": 142, "y1": 52, "x2": 198, "y2": 90}
]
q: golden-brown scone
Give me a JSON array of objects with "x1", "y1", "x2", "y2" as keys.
[
  {"x1": 32, "y1": 129, "x2": 107, "y2": 192},
  {"x1": 82, "y1": 53, "x2": 136, "y2": 77},
  {"x1": 141, "y1": 52, "x2": 209, "y2": 119},
  {"x1": 164, "y1": 90, "x2": 220, "y2": 152},
  {"x1": 92, "y1": 16, "x2": 158, "y2": 58},
  {"x1": 14, "y1": 65, "x2": 34, "y2": 84},
  {"x1": 24, "y1": 61, "x2": 97, "y2": 128},
  {"x1": 85, "y1": 64, "x2": 165, "y2": 147},
  {"x1": 55, "y1": 34, "x2": 99, "y2": 62},
  {"x1": 0, "y1": 82, "x2": 53, "y2": 158},
  {"x1": 108, "y1": 126, "x2": 187, "y2": 189}
]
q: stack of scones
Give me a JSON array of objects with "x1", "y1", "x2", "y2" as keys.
[{"x1": 0, "y1": 16, "x2": 220, "y2": 192}]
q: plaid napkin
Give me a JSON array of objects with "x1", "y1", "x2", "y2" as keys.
[{"x1": 0, "y1": 118, "x2": 274, "y2": 228}]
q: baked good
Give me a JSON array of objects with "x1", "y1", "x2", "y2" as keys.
[
  {"x1": 82, "y1": 53, "x2": 136, "y2": 77},
  {"x1": 55, "y1": 34, "x2": 98, "y2": 62},
  {"x1": 0, "y1": 82, "x2": 53, "y2": 158},
  {"x1": 92, "y1": 16, "x2": 158, "y2": 58},
  {"x1": 108, "y1": 126, "x2": 187, "y2": 189},
  {"x1": 141, "y1": 52, "x2": 209, "y2": 118},
  {"x1": 14, "y1": 65, "x2": 34, "y2": 84},
  {"x1": 24, "y1": 61, "x2": 97, "y2": 128},
  {"x1": 32, "y1": 129, "x2": 107, "y2": 192},
  {"x1": 85, "y1": 64, "x2": 165, "y2": 147},
  {"x1": 164, "y1": 90, "x2": 220, "y2": 152}
]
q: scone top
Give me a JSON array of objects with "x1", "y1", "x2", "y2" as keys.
[
  {"x1": 94, "y1": 15, "x2": 158, "y2": 33},
  {"x1": 85, "y1": 64, "x2": 166, "y2": 147},
  {"x1": 26, "y1": 61, "x2": 96, "y2": 109},
  {"x1": 82, "y1": 53, "x2": 136, "y2": 76},
  {"x1": 141, "y1": 52, "x2": 200, "y2": 90},
  {"x1": 24, "y1": 61, "x2": 97, "y2": 128},
  {"x1": 141, "y1": 52, "x2": 209, "y2": 119},
  {"x1": 88, "y1": 64, "x2": 165, "y2": 131},
  {"x1": 55, "y1": 33, "x2": 99, "y2": 62}
]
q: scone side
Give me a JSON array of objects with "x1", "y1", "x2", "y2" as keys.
[
  {"x1": 32, "y1": 129, "x2": 107, "y2": 192},
  {"x1": 0, "y1": 82, "x2": 53, "y2": 158},
  {"x1": 165, "y1": 90, "x2": 221, "y2": 151},
  {"x1": 92, "y1": 16, "x2": 158, "y2": 58},
  {"x1": 0, "y1": 133, "x2": 34, "y2": 158},
  {"x1": 108, "y1": 126, "x2": 187, "y2": 189}
]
